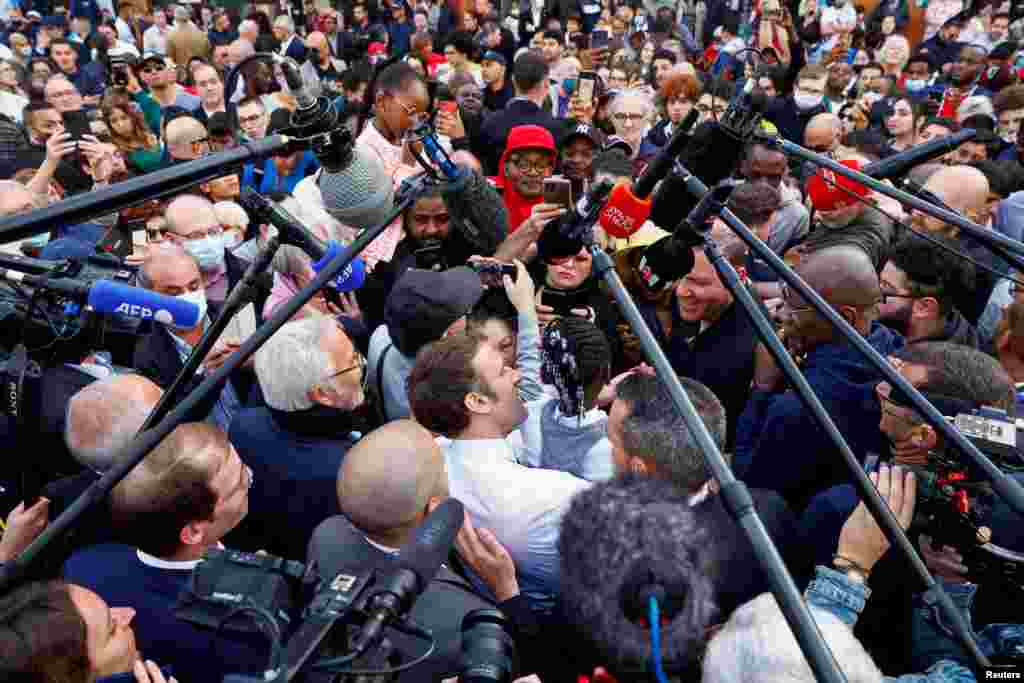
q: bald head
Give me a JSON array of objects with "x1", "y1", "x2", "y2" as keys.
[
  {"x1": 923, "y1": 165, "x2": 989, "y2": 214},
  {"x1": 164, "y1": 194, "x2": 219, "y2": 240},
  {"x1": 338, "y1": 420, "x2": 448, "y2": 543},
  {"x1": 0, "y1": 181, "x2": 41, "y2": 218},
  {"x1": 66, "y1": 374, "x2": 164, "y2": 472},
  {"x1": 804, "y1": 113, "x2": 841, "y2": 152},
  {"x1": 796, "y1": 245, "x2": 880, "y2": 307}
]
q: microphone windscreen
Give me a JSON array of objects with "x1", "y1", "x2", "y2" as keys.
[
  {"x1": 89, "y1": 280, "x2": 202, "y2": 328},
  {"x1": 397, "y1": 498, "x2": 464, "y2": 592},
  {"x1": 598, "y1": 183, "x2": 652, "y2": 239},
  {"x1": 641, "y1": 235, "x2": 696, "y2": 286},
  {"x1": 537, "y1": 211, "x2": 587, "y2": 262},
  {"x1": 317, "y1": 148, "x2": 396, "y2": 232},
  {"x1": 649, "y1": 121, "x2": 745, "y2": 232},
  {"x1": 442, "y1": 169, "x2": 508, "y2": 255}
]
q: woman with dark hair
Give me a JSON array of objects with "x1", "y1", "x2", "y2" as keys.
[
  {"x1": 0, "y1": 580, "x2": 175, "y2": 683},
  {"x1": 521, "y1": 316, "x2": 616, "y2": 482},
  {"x1": 883, "y1": 95, "x2": 919, "y2": 155},
  {"x1": 0, "y1": 59, "x2": 28, "y2": 98},
  {"x1": 101, "y1": 92, "x2": 164, "y2": 173},
  {"x1": 531, "y1": 249, "x2": 621, "y2": 366},
  {"x1": 26, "y1": 57, "x2": 58, "y2": 100}
]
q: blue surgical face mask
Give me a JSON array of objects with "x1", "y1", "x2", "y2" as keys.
[
  {"x1": 563, "y1": 78, "x2": 577, "y2": 95},
  {"x1": 184, "y1": 234, "x2": 226, "y2": 271}
]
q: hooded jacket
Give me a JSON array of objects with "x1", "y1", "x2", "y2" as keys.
[{"x1": 496, "y1": 124, "x2": 557, "y2": 231}]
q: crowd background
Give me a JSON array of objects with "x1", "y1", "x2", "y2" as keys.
[{"x1": 1, "y1": 0, "x2": 1024, "y2": 681}]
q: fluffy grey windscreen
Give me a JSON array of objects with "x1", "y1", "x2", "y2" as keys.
[{"x1": 317, "y1": 150, "x2": 396, "y2": 232}]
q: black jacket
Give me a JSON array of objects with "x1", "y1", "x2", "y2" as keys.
[
  {"x1": 479, "y1": 99, "x2": 567, "y2": 176},
  {"x1": 307, "y1": 514, "x2": 502, "y2": 682},
  {"x1": 763, "y1": 95, "x2": 829, "y2": 146},
  {"x1": 665, "y1": 297, "x2": 759, "y2": 451}
]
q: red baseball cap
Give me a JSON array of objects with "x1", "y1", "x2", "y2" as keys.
[{"x1": 807, "y1": 160, "x2": 870, "y2": 212}]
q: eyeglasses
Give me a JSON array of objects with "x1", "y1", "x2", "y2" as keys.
[
  {"x1": 173, "y1": 225, "x2": 223, "y2": 242},
  {"x1": 508, "y1": 156, "x2": 553, "y2": 174},
  {"x1": 186, "y1": 137, "x2": 211, "y2": 151},
  {"x1": 696, "y1": 104, "x2": 727, "y2": 117},
  {"x1": 321, "y1": 353, "x2": 367, "y2": 390},
  {"x1": 879, "y1": 288, "x2": 917, "y2": 304},
  {"x1": 779, "y1": 282, "x2": 814, "y2": 314},
  {"x1": 612, "y1": 112, "x2": 644, "y2": 123}
]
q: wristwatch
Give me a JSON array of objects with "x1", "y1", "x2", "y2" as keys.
[{"x1": 832, "y1": 556, "x2": 870, "y2": 584}]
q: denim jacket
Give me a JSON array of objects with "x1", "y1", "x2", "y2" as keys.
[{"x1": 808, "y1": 566, "x2": 1024, "y2": 682}]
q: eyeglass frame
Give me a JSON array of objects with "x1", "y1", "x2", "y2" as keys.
[
  {"x1": 167, "y1": 225, "x2": 224, "y2": 242},
  {"x1": 507, "y1": 154, "x2": 554, "y2": 175},
  {"x1": 320, "y1": 352, "x2": 368, "y2": 392}
]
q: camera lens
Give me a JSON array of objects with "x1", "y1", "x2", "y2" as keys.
[{"x1": 459, "y1": 609, "x2": 517, "y2": 683}]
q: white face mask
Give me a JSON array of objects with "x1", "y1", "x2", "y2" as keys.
[
  {"x1": 793, "y1": 91, "x2": 823, "y2": 110},
  {"x1": 174, "y1": 288, "x2": 208, "y2": 329},
  {"x1": 183, "y1": 234, "x2": 226, "y2": 271},
  {"x1": 904, "y1": 78, "x2": 928, "y2": 91}
]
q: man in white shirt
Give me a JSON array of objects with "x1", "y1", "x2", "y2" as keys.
[
  {"x1": 406, "y1": 268, "x2": 591, "y2": 613},
  {"x1": 143, "y1": 9, "x2": 171, "y2": 56}
]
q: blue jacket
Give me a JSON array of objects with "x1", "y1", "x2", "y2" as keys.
[
  {"x1": 241, "y1": 150, "x2": 319, "y2": 195},
  {"x1": 734, "y1": 323, "x2": 904, "y2": 510},
  {"x1": 227, "y1": 404, "x2": 357, "y2": 562}
]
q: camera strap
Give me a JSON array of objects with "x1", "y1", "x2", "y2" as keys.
[{"x1": 2, "y1": 344, "x2": 41, "y2": 430}]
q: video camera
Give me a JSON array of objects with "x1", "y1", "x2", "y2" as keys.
[
  {"x1": 176, "y1": 546, "x2": 519, "y2": 683},
  {"x1": 909, "y1": 406, "x2": 1024, "y2": 604}
]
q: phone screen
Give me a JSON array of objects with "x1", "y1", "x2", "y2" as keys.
[
  {"x1": 543, "y1": 177, "x2": 573, "y2": 210},
  {"x1": 62, "y1": 110, "x2": 90, "y2": 142},
  {"x1": 542, "y1": 287, "x2": 586, "y2": 315},
  {"x1": 590, "y1": 29, "x2": 609, "y2": 49},
  {"x1": 577, "y1": 72, "x2": 597, "y2": 106}
]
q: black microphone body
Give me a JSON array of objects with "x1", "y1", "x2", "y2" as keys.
[
  {"x1": 239, "y1": 188, "x2": 327, "y2": 261},
  {"x1": 861, "y1": 129, "x2": 977, "y2": 181},
  {"x1": 350, "y1": 498, "x2": 465, "y2": 655},
  {"x1": 537, "y1": 179, "x2": 615, "y2": 262},
  {"x1": 632, "y1": 108, "x2": 700, "y2": 199}
]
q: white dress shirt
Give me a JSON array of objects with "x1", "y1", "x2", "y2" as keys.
[
  {"x1": 440, "y1": 436, "x2": 591, "y2": 608},
  {"x1": 143, "y1": 25, "x2": 170, "y2": 56}
]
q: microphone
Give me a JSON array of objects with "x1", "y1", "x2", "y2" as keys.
[
  {"x1": 311, "y1": 241, "x2": 367, "y2": 293},
  {"x1": 593, "y1": 109, "x2": 700, "y2": 241},
  {"x1": 0, "y1": 270, "x2": 202, "y2": 328},
  {"x1": 649, "y1": 86, "x2": 766, "y2": 231},
  {"x1": 638, "y1": 182, "x2": 735, "y2": 288},
  {"x1": 350, "y1": 498, "x2": 464, "y2": 655},
  {"x1": 538, "y1": 179, "x2": 616, "y2": 261},
  {"x1": 411, "y1": 122, "x2": 510, "y2": 255},
  {"x1": 861, "y1": 129, "x2": 977, "y2": 182},
  {"x1": 239, "y1": 189, "x2": 367, "y2": 293}
]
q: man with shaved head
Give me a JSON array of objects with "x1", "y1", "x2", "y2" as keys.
[
  {"x1": 800, "y1": 113, "x2": 844, "y2": 185},
  {"x1": 307, "y1": 420, "x2": 507, "y2": 682},
  {"x1": 735, "y1": 246, "x2": 904, "y2": 509},
  {"x1": 911, "y1": 164, "x2": 994, "y2": 324}
]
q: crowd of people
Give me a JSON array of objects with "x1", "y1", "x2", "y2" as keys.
[{"x1": 0, "y1": 0, "x2": 1024, "y2": 681}]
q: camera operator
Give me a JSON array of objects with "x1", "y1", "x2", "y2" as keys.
[
  {"x1": 62, "y1": 422, "x2": 267, "y2": 683},
  {"x1": 705, "y1": 464, "x2": 1024, "y2": 683},
  {"x1": 228, "y1": 314, "x2": 365, "y2": 560},
  {"x1": 308, "y1": 420, "x2": 511, "y2": 682}
]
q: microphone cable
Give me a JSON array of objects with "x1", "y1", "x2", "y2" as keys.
[
  {"x1": 806, "y1": 170, "x2": 1024, "y2": 292},
  {"x1": 648, "y1": 596, "x2": 671, "y2": 683}
]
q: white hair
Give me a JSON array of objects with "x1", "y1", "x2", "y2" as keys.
[
  {"x1": 238, "y1": 20, "x2": 258, "y2": 35},
  {"x1": 274, "y1": 15, "x2": 295, "y2": 32},
  {"x1": 255, "y1": 314, "x2": 336, "y2": 411},
  {"x1": 610, "y1": 88, "x2": 655, "y2": 117},
  {"x1": 280, "y1": 192, "x2": 347, "y2": 242},
  {"x1": 213, "y1": 201, "x2": 249, "y2": 229},
  {"x1": 702, "y1": 593, "x2": 884, "y2": 683},
  {"x1": 64, "y1": 376, "x2": 155, "y2": 472}
]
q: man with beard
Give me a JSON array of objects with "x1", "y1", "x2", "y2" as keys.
[
  {"x1": 877, "y1": 236, "x2": 979, "y2": 347},
  {"x1": 919, "y1": 13, "x2": 966, "y2": 71},
  {"x1": 357, "y1": 179, "x2": 508, "y2": 331},
  {"x1": 825, "y1": 61, "x2": 855, "y2": 111},
  {"x1": 481, "y1": 50, "x2": 513, "y2": 112}
]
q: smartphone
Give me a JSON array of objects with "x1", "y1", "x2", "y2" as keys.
[
  {"x1": 62, "y1": 110, "x2": 90, "y2": 142},
  {"x1": 590, "y1": 28, "x2": 610, "y2": 49},
  {"x1": 542, "y1": 287, "x2": 588, "y2": 315},
  {"x1": 132, "y1": 229, "x2": 147, "y2": 256},
  {"x1": 577, "y1": 71, "x2": 597, "y2": 107},
  {"x1": 469, "y1": 260, "x2": 517, "y2": 288},
  {"x1": 543, "y1": 176, "x2": 573, "y2": 210}
]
